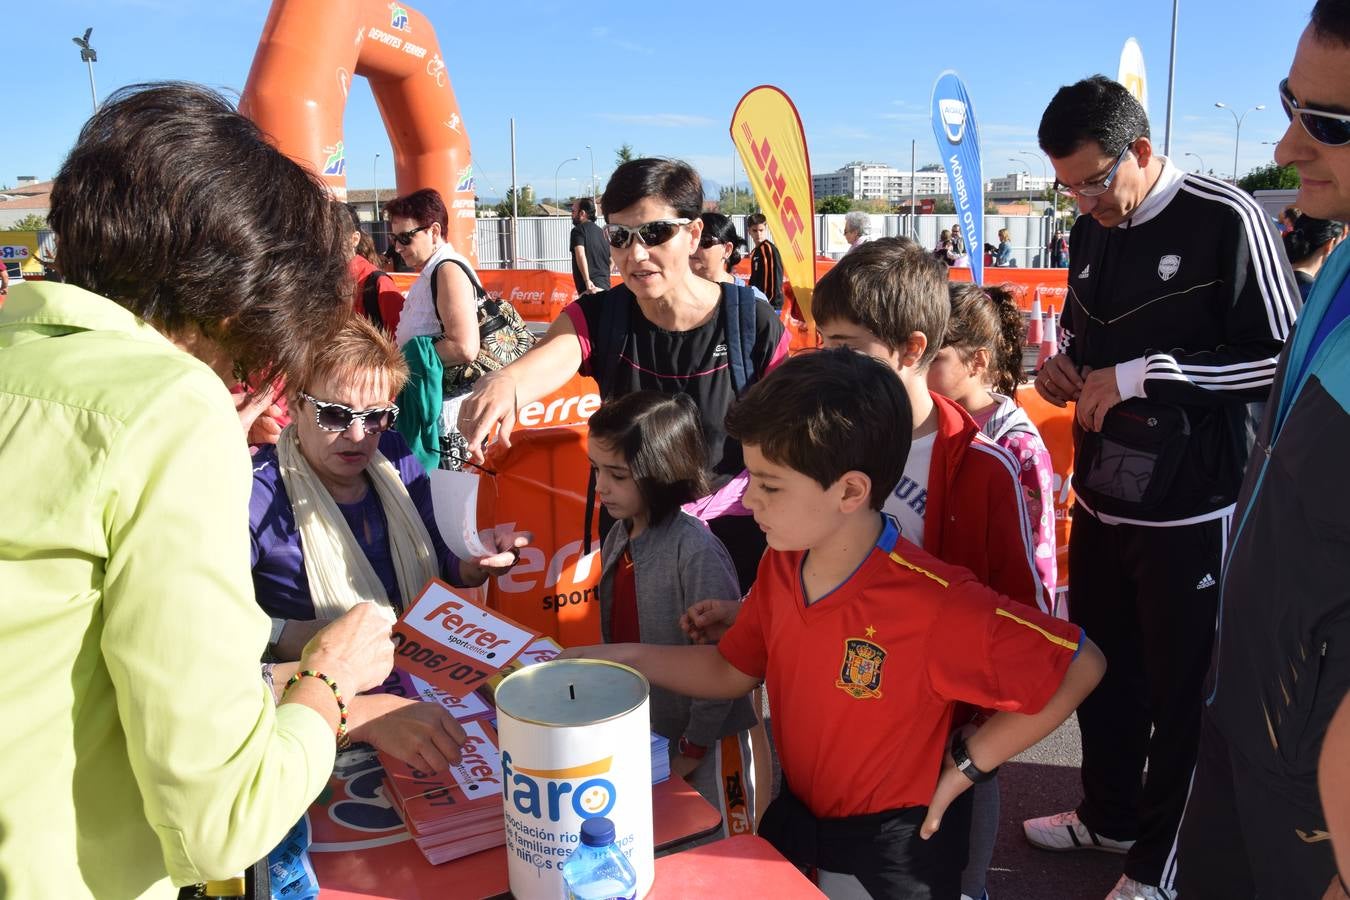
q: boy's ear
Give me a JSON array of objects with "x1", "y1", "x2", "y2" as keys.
[
  {"x1": 836, "y1": 470, "x2": 874, "y2": 514},
  {"x1": 899, "y1": 331, "x2": 929, "y2": 370}
]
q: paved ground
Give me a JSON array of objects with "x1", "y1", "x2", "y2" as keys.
[{"x1": 991, "y1": 715, "x2": 1123, "y2": 899}]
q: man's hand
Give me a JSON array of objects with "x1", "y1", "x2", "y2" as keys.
[
  {"x1": 1034, "y1": 355, "x2": 1086, "y2": 407},
  {"x1": 1076, "y1": 366, "x2": 1123, "y2": 433},
  {"x1": 680, "y1": 600, "x2": 741, "y2": 644}
]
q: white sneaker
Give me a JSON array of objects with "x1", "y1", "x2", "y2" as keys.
[
  {"x1": 1105, "y1": 875, "x2": 1175, "y2": 900},
  {"x1": 1022, "y1": 810, "x2": 1134, "y2": 854}
]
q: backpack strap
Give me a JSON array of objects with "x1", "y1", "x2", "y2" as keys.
[
  {"x1": 361, "y1": 270, "x2": 385, "y2": 330},
  {"x1": 722, "y1": 284, "x2": 760, "y2": 395}
]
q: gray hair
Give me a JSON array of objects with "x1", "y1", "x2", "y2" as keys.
[{"x1": 844, "y1": 211, "x2": 870, "y2": 235}]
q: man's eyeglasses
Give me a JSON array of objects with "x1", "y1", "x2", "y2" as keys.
[
  {"x1": 602, "y1": 218, "x2": 691, "y2": 250},
  {"x1": 392, "y1": 225, "x2": 429, "y2": 246},
  {"x1": 300, "y1": 391, "x2": 399, "y2": 434},
  {"x1": 1279, "y1": 78, "x2": 1350, "y2": 147},
  {"x1": 1055, "y1": 143, "x2": 1133, "y2": 199}
]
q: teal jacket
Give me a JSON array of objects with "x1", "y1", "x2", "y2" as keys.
[
  {"x1": 0, "y1": 283, "x2": 335, "y2": 898},
  {"x1": 397, "y1": 334, "x2": 445, "y2": 473}
]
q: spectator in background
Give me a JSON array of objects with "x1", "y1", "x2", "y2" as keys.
[
  {"x1": 570, "y1": 197, "x2": 612, "y2": 294},
  {"x1": 842, "y1": 210, "x2": 873, "y2": 255},
  {"x1": 1282, "y1": 204, "x2": 1303, "y2": 233},
  {"x1": 746, "y1": 212, "x2": 785, "y2": 311},
  {"x1": 0, "y1": 261, "x2": 8, "y2": 297},
  {"x1": 950, "y1": 222, "x2": 969, "y2": 265},
  {"x1": 1048, "y1": 228, "x2": 1070, "y2": 267},
  {"x1": 993, "y1": 227, "x2": 1015, "y2": 267},
  {"x1": 935, "y1": 228, "x2": 956, "y2": 264},
  {"x1": 691, "y1": 212, "x2": 769, "y2": 304},
  {"x1": 342, "y1": 202, "x2": 404, "y2": 336},
  {"x1": 1284, "y1": 213, "x2": 1346, "y2": 298}
]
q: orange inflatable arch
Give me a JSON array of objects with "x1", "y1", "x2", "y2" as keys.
[{"x1": 240, "y1": 0, "x2": 477, "y2": 263}]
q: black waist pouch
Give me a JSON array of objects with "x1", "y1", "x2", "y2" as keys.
[
  {"x1": 758, "y1": 782, "x2": 969, "y2": 899},
  {"x1": 1074, "y1": 398, "x2": 1191, "y2": 518}
]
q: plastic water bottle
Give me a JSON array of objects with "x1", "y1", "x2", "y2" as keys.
[{"x1": 561, "y1": 817, "x2": 638, "y2": 900}]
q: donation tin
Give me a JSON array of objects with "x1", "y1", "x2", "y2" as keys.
[{"x1": 494, "y1": 658, "x2": 654, "y2": 900}]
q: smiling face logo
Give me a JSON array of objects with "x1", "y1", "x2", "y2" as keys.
[{"x1": 576, "y1": 782, "x2": 612, "y2": 815}]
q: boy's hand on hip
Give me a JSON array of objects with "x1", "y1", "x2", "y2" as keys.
[{"x1": 920, "y1": 752, "x2": 974, "y2": 840}]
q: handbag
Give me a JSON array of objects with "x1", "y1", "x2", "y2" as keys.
[
  {"x1": 429, "y1": 258, "x2": 535, "y2": 390},
  {"x1": 1074, "y1": 398, "x2": 1191, "y2": 517}
]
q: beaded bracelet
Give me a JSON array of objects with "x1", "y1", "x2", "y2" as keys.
[{"x1": 285, "y1": 670, "x2": 349, "y2": 747}]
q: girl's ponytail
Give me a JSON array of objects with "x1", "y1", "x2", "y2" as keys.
[{"x1": 946, "y1": 282, "x2": 1026, "y2": 397}]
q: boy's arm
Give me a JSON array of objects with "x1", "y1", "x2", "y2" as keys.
[
  {"x1": 559, "y1": 643, "x2": 760, "y2": 700},
  {"x1": 922, "y1": 637, "x2": 1105, "y2": 838}
]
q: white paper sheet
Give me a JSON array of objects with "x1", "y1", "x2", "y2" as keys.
[{"x1": 428, "y1": 468, "x2": 490, "y2": 559}]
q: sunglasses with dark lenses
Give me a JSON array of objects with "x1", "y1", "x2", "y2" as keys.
[
  {"x1": 1279, "y1": 79, "x2": 1350, "y2": 147},
  {"x1": 300, "y1": 391, "x2": 399, "y2": 434},
  {"x1": 602, "y1": 218, "x2": 692, "y2": 250},
  {"x1": 392, "y1": 225, "x2": 429, "y2": 246}
]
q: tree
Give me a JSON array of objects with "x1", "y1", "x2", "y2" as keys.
[
  {"x1": 816, "y1": 195, "x2": 852, "y2": 214},
  {"x1": 615, "y1": 143, "x2": 636, "y2": 167},
  {"x1": 930, "y1": 196, "x2": 956, "y2": 214},
  {"x1": 1238, "y1": 163, "x2": 1300, "y2": 193},
  {"x1": 494, "y1": 185, "x2": 536, "y2": 218},
  {"x1": 718, "y1": 187, "x2": 759, "y2": 215},
  {"x1": 918, "y1": 163, "x2": 944, "y2": 172},
  {"x1": 3, "y1": 213, "x2": 47, "y2": 231}
]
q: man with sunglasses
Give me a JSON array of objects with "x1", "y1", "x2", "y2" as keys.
[
  {"x1": 1175, "y1": 3, "x2": 1350, "y2": 897},
  {"x1": 1024, "y1": 76, "x2": 1299, "y2": 900}
]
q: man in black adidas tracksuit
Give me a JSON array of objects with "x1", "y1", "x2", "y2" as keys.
[{"x1": 1022, "y1": 76, "x2": 1300, "y2": 900}]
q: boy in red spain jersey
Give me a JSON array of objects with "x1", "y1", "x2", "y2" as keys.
[{"x1": 563, "y1": 349, "x2": 1105, "y2": 898}]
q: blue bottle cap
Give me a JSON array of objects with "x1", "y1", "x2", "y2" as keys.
[{"x1": 579, "y1": 817, "x2": 616, "y2": 847}]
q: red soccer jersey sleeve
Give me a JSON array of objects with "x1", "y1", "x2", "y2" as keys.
[
  {"x1": 925, "y1": 579, "x2": 1082, "y2": 714},
  {"x1": 716, "y1": 570, "x2": 771, "y2": 681}
]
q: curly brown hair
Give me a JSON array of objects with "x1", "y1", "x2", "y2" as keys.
[
  {"x1": 48, "y1": 82, "x2": 350, "y2": 387},
  {"x1": 944, "y1": 282, "x2": 1027, "y2": 397}
]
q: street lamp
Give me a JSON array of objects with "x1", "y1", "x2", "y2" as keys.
[
  {"x1": 584, "y1": 145, "x2": 597, "y2": 202},
  {"x1": 1214, "y1": 101, "x2": 1266, "y2": 183},
  {"x1": 555, "y1": 156, "x2": 580, "y2": 213},
  {"x1": 71, "y1": 27, "x2": 98, "y2": 114},
  {"x1": 1184, "y1": 151, "x2": 1206, "y2": 174},
  {"x1": 373, "y1": 152, "x2": 381, "y2": 229}
]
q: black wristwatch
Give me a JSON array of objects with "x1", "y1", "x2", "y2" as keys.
[{"x1": 950, "y1": 733, "x2": 999, "y2": 784}]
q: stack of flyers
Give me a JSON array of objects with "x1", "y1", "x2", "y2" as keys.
[
  {"x1": 391, "y1": 669, "x2": 495, "y2": 724},
  {"x1": 379, "y1": 720, "x2": 506, "y2": 865},
  {"x1": 650, "y1": 733, "x2": 670, "y2": 784}
]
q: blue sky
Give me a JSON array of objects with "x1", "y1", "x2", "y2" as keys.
[{"x1": 5, "y1": 0, "x2": 1308, "y2": 199}]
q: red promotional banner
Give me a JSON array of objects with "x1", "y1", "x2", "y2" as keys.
[{"x1": 392, "y1": 581, "x2": 539, "y2": 696}]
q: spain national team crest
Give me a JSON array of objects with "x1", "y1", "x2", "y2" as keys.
[{"x1": 836, "y1": 626, "x2": 887, "y2": 700}]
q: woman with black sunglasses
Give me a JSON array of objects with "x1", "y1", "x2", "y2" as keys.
[
  {"x1": 385, "y1": 187, "x2": 486, "y2": 471},
  {"x1": 690, "y1": 212, "x2": 770, "y2": 305},
  {"x1": 459, "y1": 158, "x2": 789, "y2": 590}
]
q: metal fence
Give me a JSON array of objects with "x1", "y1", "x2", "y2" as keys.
[{"x1": 371, "y1": 213, "x2": 1066, "y2": 273}]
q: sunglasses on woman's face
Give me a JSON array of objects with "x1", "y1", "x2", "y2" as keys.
[
  {"x1": 1279, "y1": 78, "x2": 1350, "y2": 147},
  {"x1": 300, "y1": 391, "x2": 399, "y2": 434},
  {"x1": 602, "y1": 218, "x2": 691, "y2": 250},
  {"x1": 392, "y1": 225, "x2": 429, "y2": 246}
]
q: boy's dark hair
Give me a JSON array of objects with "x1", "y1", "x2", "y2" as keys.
[
  {"x1": 1313, "y1": 0, "x2": 1350, "y2": 45},
  {"x1": 746, "y1": 212, "x2": 768, "y2": 228},
  {"x1": 384, "y1": 187, "x2": 449, "y2": 234},
  {"x1": 1038, "y1": 75, "x2": 1150, "y2": 159},
  {"x1": 726, "y1": 348, "x2": 911, "y2": 509},
  {"x1": 812, "y1": 236, "x2": 950, "y2": 367},
  {"x1": 586, "y1": 391, "x2": 710, "y2": 525},
  {"x1": 699, "y1": 212, "x2": 746, "y2": 270},
  {"x1": 945, "y1": 282, "x2": 1027, "y2": 397},
  {"x1": 574, "y1": 197, "x2": 597, "y2": 220},
  {"x1": 49, "y1": 81, "x2": 349, "y2": 387},
  {"x1": 601, "y1": 158, "x2": 703, "y2": 221}
]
